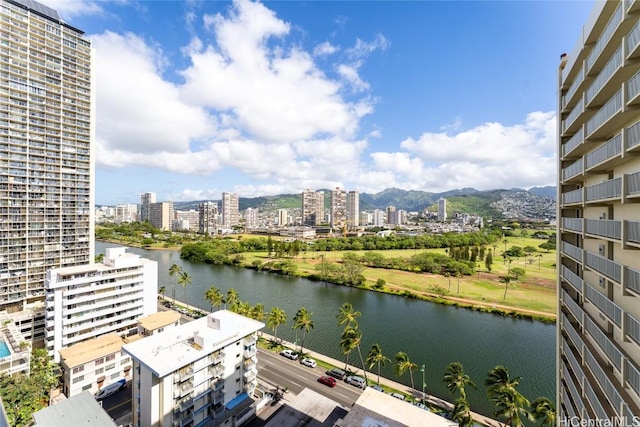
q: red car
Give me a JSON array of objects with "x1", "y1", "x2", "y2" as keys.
[{"x1": 317, "y1": 375, "x2": 337, "y2": 387}]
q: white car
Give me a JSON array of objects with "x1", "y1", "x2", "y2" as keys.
[
  {"x1": 94, "y1": 379, "x2": 126, "y2": 401},
  {"x1": 345, "y1": 375, "x2": 367, "y2": 389},
  {"x1": 300, "y1": 358, "x2": 317, "y2": 368},
  {"x1": 279, "y1": 349, "x2": 299, "y2": 360}
]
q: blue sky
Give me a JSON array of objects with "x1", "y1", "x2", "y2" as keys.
[{"x1": 51, "y1": 0, "x2": 595, "y2": 205}]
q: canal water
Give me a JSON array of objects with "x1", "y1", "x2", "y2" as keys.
[{"x1": 96, "y1": 241, "x2": 556, "y2": 418}]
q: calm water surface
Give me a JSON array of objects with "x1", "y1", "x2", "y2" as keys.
[{"x1": 97, "y1": 241, "x2": 556, "y2": 418}]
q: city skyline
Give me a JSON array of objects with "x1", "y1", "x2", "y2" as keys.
[{"x1": 48, "y1": 0, "x2": 594, "y2": 205}]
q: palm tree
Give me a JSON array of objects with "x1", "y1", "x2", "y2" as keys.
[
  {"x1": 177, "y1": 270, "x2": 192, "y2": 307},
  {"x1": 530, "y1": 397, "x2": 556, "y2": 426},
  {"x1": 205, "y1": 286, "x2": 224, "y2": 312},
  {"x1": 267, "y1": 307, "x2": 287, "y2": 342},
  {"x1": 251, "y1": 303, "x2": 265, "y2": 322},
  {"x1": 452, "y1": 397, "x2": 474, "y2": 426},
  {"x1": 340, "y1": 327, "x2": 358, "y2": 371},
  {"x1": 159, "y1": 285, "x2": 166, "y2": 301},
  {"x1": 394, "y1": 351, "x2": 418, "y2": 391},
  {"x1": 169, "y1": 263, "x2": 181, "y2": 301},
  {"x1": 485, "y1": 365, "x2": 533, "y2": 427},
  {"x1": 337, "y1": 302, "x2": 361, "y2": 330},
  {"x1": 444, "y1": 362, "x2": 476, "y2": 400},
  {"x1": 292, "y1": 307, "x2": 314, "y2": 354},
  {"x1": 366, "y1": 344, "x2": 390, "y2": 385},
  {"x1": 226, "y1": 288, "x2": 240, "y2": 311},
  {"x1": 503, "y1": 276, "x2": 512, "y2": 300}
]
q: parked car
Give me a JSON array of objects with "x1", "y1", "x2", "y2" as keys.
[
  {"x1": 300, "y1": 358, "x2": 317, "y2": 368},
  {"x1": 94, "y1": 379, "x2": 126, "y2": 401},
  {"x1": 317, "y1": 375, "x2": 337, "y2": 387},
  {"x1": 325, "y1": 368, "x2": 347, "y2": 380},
  {"x1": 390, "y1": 392, "x2": 405, "y2": 400},
  {"x1": 412, "y1": 401, "x2": 429, "y2": 410},
  {"x1": 345, "y1": 375, "x2": 367, "y2": 389},
  {"x1": 279, "y1": 349, "x2": 299, "y2": 360},
  {"x1": 370, "y1": 384, "x2": 384, "y2": 392}
]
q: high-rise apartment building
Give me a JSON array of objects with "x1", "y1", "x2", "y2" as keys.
[
  {"x1": 244, "y1": 207, "x2": 259, "y2": 229},
  {"x1": 0, "y1": 0, "x2": 94, "y2": 319},
  {"x1": 45, "y1": 247, "x2": 158, "y2": 363},
  {"x1": 278, "y1": 208, "x2": 288, "y2": 226},
  {"x1": 373, "y1": 209, "x2": 385, "y2": 227},
  {"x1": 221, "y1": 192, "x2": 239, "y2": 228},
  {"x1": 438, "y1": 198, "x2": 447, "y2": 222},
  {"x1": 199, "y1": 201, "x2": 218, "y2": 235},
  {"x1": 386, "y1": 206, "x2": 397, "y2": 225},
  {"x1": 302, "y1": 189, "x2": 324, "y2": 226},
  {"x1": 139, "y1": 192, "x2": 156, "y2": 223},
  {"x1": 149, "y1": 201, "x2": 173, "y2": 231},
  {"x1": 558, "y1": 1, "x2": 640, "y2": 420},
  {"x1": 330, "y1": 187, "x2": 347, "y2": 232},
  {"x1": 115, "y1": 204, "x2": 138, "y2": 224},
  {"x1": 347, "y1": 190, "x2": 359, "y2": 229},
  {"x1": 174, "y1": 209, "x2": 199, "y2": 232},
  {"x1": 123, "y1": 310, "x2": 263, "y2": 427}
]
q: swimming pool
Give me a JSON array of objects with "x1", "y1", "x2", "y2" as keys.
[{"x1": 0, "y1": 340, "x2": 10, "y2": 358}]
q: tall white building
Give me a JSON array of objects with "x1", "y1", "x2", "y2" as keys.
[
  {"x1": 199, "y1": 201, "x2": 218, "y2": 235},
  {"x1": 115, "y1": 204, "x2": 138, "y2": 224},
  {"x1": 373, "y1": 209, "x2": 385, "y2": 227},
  {"x1": 438, "y1": 198, "x2": 447, "y2": 222},
  {"x1": 277, "y1": 208, "x2": 288, "y2": 226},
  {"x1": 123, "y1": 310, "x2": 263, "y2": 427},
  {"x1": 45, "y1": 247, "x2": 158, "y2": 363},
  {"x1": 558, "y1": 1, "x2": 640, "y2": 421},
  {"x1": 347, "y1": 190, "x2": 359, "y2": 229},
  {"x1": 174, "y1": 209, "x2": 199, "y2": 232},
  {"x1": 244, "y1": 207, "x2": 259, "y2": 229},
  {"x1": 302, "y1": 189, "x2": 324, "y2": 226},
  {"x1": 139, "y1": 192, "x2": 156, "y2": 223},
  {"x1": 221, "y1": 192, "x2": 239, "y2": 228},
  {"x1": 386, "y1": 206, "x2": 397, "y2": 225},
  {"x1": 330, "y1": 187, "x2": 347, "y2": 232},
  {"x1": 149, "y1": 201, "x2": 174, "y2": 231},
  {"x1": 0, "y1": 0, "x2": 94, "y2": 321}
]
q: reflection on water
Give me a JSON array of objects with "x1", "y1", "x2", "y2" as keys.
[{"x1": 97, "y1": 241, "x2": 556, "y2": 418}]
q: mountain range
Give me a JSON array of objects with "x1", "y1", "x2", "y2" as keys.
[{"x1": 174, "y1": 186, "x2": 557, "y2": 220}]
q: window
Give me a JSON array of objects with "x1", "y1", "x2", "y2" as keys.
[
  {"x1": 72, "y1": 365, "x2": 84, "y2": 374},
  {"x1": 82, "y1": 384, "x2": 91, "y2": 391},
  {"x1": 95, "y1": 368, "x2": 104, "y2": 375},
  {"x1": 95, "y1": 357, "x2": 104, "y2": 365},
  {"x1": 106, "y1": 363, "x2": 115, "y2": 371},
  {"x1": 110, "y1": 373, "x2": 119, "y2": 380},
  {"x1": 106, "y1": 354, "x2": 116, "y2": 362},
  {"x1": 72, "y1": 375, "x2": 84, "y2": 383},
  {"x1": 121, "y1": 358, "x2": 130, "y2": 365}
]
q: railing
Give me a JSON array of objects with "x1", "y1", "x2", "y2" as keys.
[
  {"x1": 563, "y1": 341, "x2": 583, "y2": 381},
  {"x1": 586, "y1": 2, "x2": 622, "y2": 71},
  {"x1": 564, "y1": 101, "x2": 585, "y2": 132},
  {"x1": 562, "y1": 265, "x2": 584, "y2": 295},
  {"x1": 625, "y1": 358, "x2": 640, "y2": 398},
  {"x1": 625, "y1": 312, "x2": 640, "y2": 345},
  {"x1": 586, "y1": 46, "x2": 622, "y2": 105},
  {"x1": 565, "y1": 67, "x2": 585, "y2": 108},
  {"x1": 584, "y1": 219, "x2": 621, "y2": 240},
  {"x1": 585, "y1": 316, "x2": 622, "y2": 372},
  {"x1": 562, "y1": 241, "x2": 583, "y2": 262},
  {"x1": 584, "y1": 350, "x2": 624, "y2": 416},
  {"x1": 562, "y1": 217, "x2": 583, "y2": 233},
  {"x1": 585, "y1": 283, "x2": 622, "y2": 327},
  {"x1": 585, "y1": 251, "x2": 622, "y2": 283},
  {"x1": 585, "y1": 177, "x2": 622, "y2": 202},
  {"x1": 625, "y1": 266, "x2": 640, "y2": 296},
  {"x1": 563, "y1": 313, "x2": 585, "y2": 351},
  {"x1": 628, "y1": 171, "x2": 640, "y2": 195},
  {"x1": 562, "y1": 160, "x2": 583, "y2": 181},
  {"x1": 584, "y1": 381, "x2": 608, "y2": 420},
  {"x1": 628, "y1": 120, "x2": 640, "y2": 152},
  {"x1": 585, "y1": 134, "x2": 622, "y2": 169},
  {"x1": 562, "y1": 188, "x2": 584, "y2": 205},
  {"x1": 586, "y1": 89, "x2": 622, "y2": 137},
  {"x1": 627, "y1": 16, "x2": 640, "y2": 57},
  {"x1": 628, "y1": 69, "x2": 640, "y2": 104},
  {"x1": 563, "y1": 364, "x2": 583, "y2": 415},
  {"x1": 563, "y1": 289, "x2": 584, "y2": 325},
  {"x1": 562, "y1": 382, "x2": 578, "y2": 420},
  {"x1": 627, "y1": 221, "x2": 640, "y2": 245}
]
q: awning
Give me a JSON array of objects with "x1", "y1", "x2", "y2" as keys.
[{"x1": 97, "y1": 376, "x2": 106, "y2": 383}]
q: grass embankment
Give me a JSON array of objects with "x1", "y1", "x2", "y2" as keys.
[{"x1": 242, "y1": 236, "x2": 557, "y2": 323}]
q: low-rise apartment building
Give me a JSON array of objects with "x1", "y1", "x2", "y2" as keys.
[
  {"x1": 123, "y1": 310, "x2": 263, "y2": 427},
  {"x1": 45, "y1": 247, "x2": 158, "y2": 363}
]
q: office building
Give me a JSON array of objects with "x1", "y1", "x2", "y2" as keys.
[
  {"x1": 140, "y1": 192, "x2": 156, "y2": 223},
  {"x1": 123, "y1": 310, "x2": 263, "y2": 427},
  {"x1": 347, "y1": 190, "x2": 359, "y2": 229},
  {"x1": 386, "y1": 206, "x2": 397, "y2": 225},
  {"x1": 199, "y1": 201, "x2": 218, "y2": 235},
  {"x1": 302, "y1": 189, "x2": 324, "y2": 226},
  {"x1": 330, "y1": 187, "x2": 347, "y2": 233},
  {"x1": 175, "y1": 209, "x2": 199, "y2": 232},
  {"x1": 149, "y1": 201, "x2": 174, "y2": 231},
  {"x1": 438, "y1": 198, "x2": 447, "y2": 222},
  {"x1": 0, "y1": 0, "x2": 94, "y2": 320},
  {"x1": 373, "y1": 209, "x2": 385, "y2": 227},
  {"x1": 244, "y1": 207, "x2": 259, "y2": 229},
  {"x1": 278, "y1": 208, "x2": 288, "y2": 226},
  {"x1": 45, "y1": 247, "x2": 158, "y2": 363},
  {"x1": 221, "y1": 192, "x2": 239, "y2": 228},
  {"x1": 558, "y1": 1, "x2": 640, "y2": 420},
  {"x1": 115, "y1": 204, "x2": 138, "y2": 224}
]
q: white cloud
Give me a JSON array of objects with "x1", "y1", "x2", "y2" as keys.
[
  {"x1": 313, "y1": 41, "x2": 339, "y2": 57},
  {"x1": 44, "y1": 0, "x2": 103, "y2": 18},
  {"x1": 346, "y1": 34, "x2": 389, "y2": 60}
]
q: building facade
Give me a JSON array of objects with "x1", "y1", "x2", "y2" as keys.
[
  {"x1": 347, "y1": 190, "x2": 359, "y2": 229},
  {"x1": 330, "y1": 187, "x2": 347, "y2": 233},
  {"x1": 277, "y1": 208, "x2": 288, "y2": 226},
  {"x1": 301, "y1": 189, "x2": 324, "y2": 226},
  {"x1": 558, "y1": 1, "x2": 640, "y2": 421},
  {"x1": 0, "y1": 0, "x2": 94, "y2": 318},
  {"x1": 149, "y1": 201, "x2": 174, "y2": 231},
  {"x1": 221, "y1": 192, "x2": 239, "y2": 228},
  {"x1": 199, "y1": 201, "x2": 218, "y2": 235},
  {"x1": 438, "y1": 198, "x2": 447, "y2": 222},
  {"x1": 123, "y1": 310, "x2": 263, "y2": 427},
  {"x1": 45, "y1": 247, "x2": 158, "y2": 363},
  {"x1": 244, "y1": 207, "x2": 259, "y2": 230},
  {"x1": 140, "y1": 192, "x2": 156, "y2": 223},
  {"x1": 175, "y1": 209, "x2": 199, "y2": 232},
  {"x1": 115, "y1": 204, "x2": 138, "y2": 224}
]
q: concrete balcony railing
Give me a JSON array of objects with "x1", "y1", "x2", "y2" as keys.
[
  {"x1": 585, "y1": 177, "x2": 622, "y2": 203},
  {"x1": 625, "y1": 266, "x2": 640, "y2": 295},
  {"x1": 585, "y1": 316, "x2": 623, "y2": 372},
  {"x1": 586, "y1": 89, "x2": 622, "y2": 138},
  {"x1": 585, "y1": 133, "x2": 622, "y2": 170},
  {"x1": 586, "y1": 46, "x2": 622, "y2": 106},
  {"x1": 585, "y1": 251, "x2": 622, "y2": 284},
  {"x1": 562, "y1": 159, "x2": 583, "y2": 181},
  {"x1": 562, "y1": 217, "x2": 583, "y2": 233},
  {"x1": 562, "y1": 188, "x2": 584, "y2": 206},
  {"x1": 562, "y1": 289, "x2": 585, "y2": 325},
  {"x1": 561, "y1": 265, "x2": 584, "y2": 296},
  {"x1": 586, "y1": 2, "x2": 622, "y2": 72},
  {"x1": 585, "y1": 282, "x2": 622, "y2": 327},
  {"x1": 562, "y1": 241, "x2": 583, "y2": 263},
  {"x1": 584, "y1": 218, "x2": 622, "y2": 241}
]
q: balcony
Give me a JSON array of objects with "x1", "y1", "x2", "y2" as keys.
[
  {"x1": 562, "y1": 289, "x2": 585, "y2": 325},
  {"x1": 244, "y1": 335, "x2": 257, "y2": 346},
  {"x1": 585, "y1": 282, "x2": 622, "y2": 327},
  {"x1": 625, "y1": 266, "x2": 640, "y2": 295},
  {"x1": 626, "y1": 119, "x2": 640, "y2": 151},
  {"x1": 562, "y1": 188, "x2": 584, "y2": 206},
  {"x1": 585, "y1": 316, "x2": 623, "y2": 372},
  {"x1": 244, "y1": 347, "x2": 256, "y2": 359},
  {"x1": 561, "y1": 265, "x2": 584, "y2": 295},
  {"x1": 209, "y1": 351, "x2": 224, "y2": 365},
  {"x1": 562, "y1": 217, "x2": 583, "y2": 233},
  {"x1": 585, "y1": 133, "x2": 622, "y2": 171},
  {"x1": 585, "y1": 89, "x2": 622, "y2": 139},
  {"x1": 562, "y1": 241, "x2": 583, "y2": 263},
  {"x1": 586, "y1": 2, "x2": 622, "y2": 73},
  {"x1": 585, "y1": 177, "x2": 622, "y2": 204},
  {"x1": 585, "y1": 251, "x2": 622, "y2": 284},
  {"x1": 627, "y1": 17, "x2": 640, "y2": 59},
  {"x1": 627, "y1": 171, "x2": 640, "y2": 198},
  {"x1": 243, "y1": 368, "x2": 257, "y2": 382},
  {"x1": 174, "y1": 367, "x2": 194, "y2": 384},
  {"x1": 562, "y1": 159, "x2": 583, "y2": 182},
  {"x1": 586, "y1": 46, "x2": 622, "y2": 107},
  {"x1": 208, "y1": 365, "x2": 224, "y2": 378},
  {"x1": 584, "y1": 218, "x2": 621, "y2": 241}
]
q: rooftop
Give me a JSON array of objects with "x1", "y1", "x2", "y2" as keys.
[
  {"x1": 31, "y1": 391, "x2": 117, "y2": 427},
  {"x1": 59, "y1": 333, "x2": 123, "y2": 368},
  {"x1": 138, "y1": 310, "x2": 181, "y2": 331},
  {"x1": 123, "y1": 310, "x2": 264, "y2": 377}
]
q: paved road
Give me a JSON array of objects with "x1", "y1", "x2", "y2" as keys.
[
  {"x1": 257, "y1": 348, "x2": 363, "y2": 408},
  {"x1": 101, "y1": 382, "x2": 133, "y2": 426}
]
